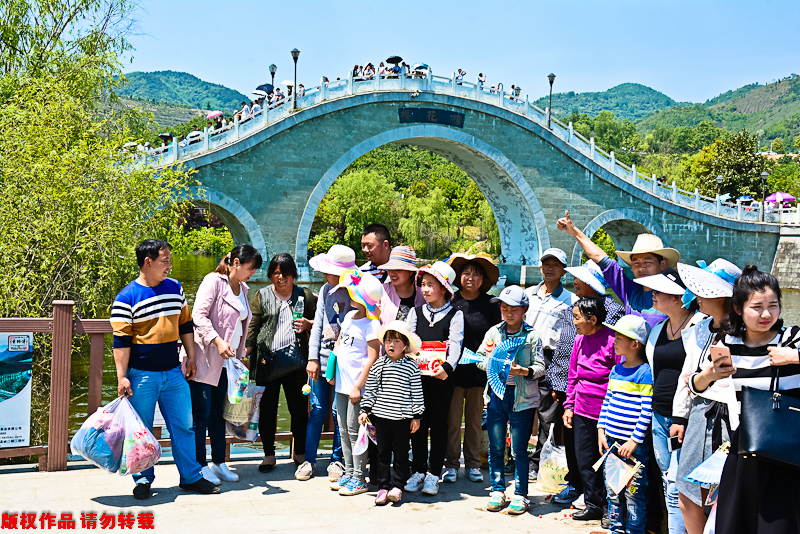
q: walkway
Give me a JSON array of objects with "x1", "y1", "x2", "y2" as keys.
[{"x1": 1, "y1": 456, "x2": 605, "y2": 533}]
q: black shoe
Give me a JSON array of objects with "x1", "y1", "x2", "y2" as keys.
[
  {"x1": 133, "y1": 482, "x2": 151, "y2": 500},
  {"x1": 571, "y1": 508, "x2": 603, "y2": 521},
  {"x1": 258, "y1": 456, "x2": 275, "y2": 473},
  {"x1": 179, "y1": 477, "x2": 220, "y2": 494},
  {"x1": 601, "y1": 517, "x2": 611, "y2": 529}
]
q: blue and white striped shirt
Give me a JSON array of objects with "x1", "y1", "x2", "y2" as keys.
[{"x1": 597, "y1": 363, "x2": 653, "y2": 443}]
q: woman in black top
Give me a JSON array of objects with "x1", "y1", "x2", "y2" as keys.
[{"x1": 443, "y1": 254, "x2": 501, "y2": 484}]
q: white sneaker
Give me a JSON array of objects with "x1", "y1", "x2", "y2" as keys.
[
  {"x1": 294, "y1": 461, "x2": 315, "y2": 481},
  {"x1": 467, "y1": 467, "x2": 484, "y2": 482},
  {"x1": 442, "y1": 468, "x2": 457, "y2": 483},
  {"x1": 327, "y1": 461, "x2": 345, "y2": 482},
  {"x1": 201, "y1": 465, "x2": 221, "y2": 485},
  {"x1": 421, "y1": 473, "x2": 440, "y2": 495},
  {"x1": 404, "y1": 472, "x2": 426, "y2": 492},
  {"x1": 210, "y1": 462, "x2": 239, "y2": 482},
  {"x1": 572, "y1": 493, "x2": 585, "y2": 509}
]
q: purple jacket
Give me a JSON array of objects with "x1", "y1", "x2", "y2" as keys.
[
  {"x1": 564, "y1": 325, "x2": 620, "y2": 420},
  {"x1": 598, "y1": 256, "x2": 667, "y2": 328}
]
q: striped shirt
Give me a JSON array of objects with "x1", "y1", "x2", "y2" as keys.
[
  {"x1": 111, "y1": 278, "x2": 194, "y2": 371},
  {"x1": 360, "y1": 261, "x2": 387, "y2": 283},
  {"x1": 725, "y1": 326, "x2": 800, "y2": 401},
  {"x1": 597, "y1": 363, "x2": 653, "y2": 443},
  {"x1": 361, "y1": 355, "x2": 425, "y2": 420}
]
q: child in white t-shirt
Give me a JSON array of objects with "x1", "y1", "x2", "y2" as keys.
[{"x1": 327, "y1": 269, "x2": 384, "y2": 496}]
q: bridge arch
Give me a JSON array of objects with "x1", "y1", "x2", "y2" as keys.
[
  {"x1": 190, "y1": 187, "x2": 269, "y2": 260},
  {"x1": 295, "y1": 124, "x2": 551, "y2": 264}
]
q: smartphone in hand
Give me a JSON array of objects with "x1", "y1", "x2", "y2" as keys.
[
  {"x1": 667, "y1": 435, "x2": 682, "y2": 452},
  {"x1": 710, "y1": 345, "x2": 732, "y2": 368}
]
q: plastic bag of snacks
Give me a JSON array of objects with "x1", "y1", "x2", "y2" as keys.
[
  {"x1": 534, "y1": 424, "x2": 569, "y2": 493},
  {"x1": 225, "y1": 384, "x2": 265, "y2": 441},
  {"x1": 224, "y1": 357, "x2": 249, "y2": 404}
]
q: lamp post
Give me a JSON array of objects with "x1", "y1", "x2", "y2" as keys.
[
  {"x1": 716, "y1": 175, "x2": 724, "y2": 197},
  {"x1": 291, "y1": 48, "x2": 300, "y2": 111},
  {"x1": 547, "y1": 73, "x2": 556, "y2": 129},
  {"x1": 269, "y1": 64, "x2": 277, "y2": 90},
  {"x1": 761, "y1": 171, "x2": 770, "y2": 221}
]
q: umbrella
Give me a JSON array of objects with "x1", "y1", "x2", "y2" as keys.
[
  {"x1": 158, "y1": 133, "x2": 172, "y2": 141},
  {"x1": 206, "y1": 110, "x2": 222, "y2": 119},
  {"x1": 256, "y1": 83, "x2": 274, "y2": 94},
  {"x1": 186, "y1": 131, "x2": 202, "y2": 138},
  {"x1": 386, "y1": 56, "x2": 402, "y2": 65},
  {"x1": 766, "y1": 192, "x2": 796, "y2": 203},
  {"x1": 282, "y1": 79, "x2": 294, "y2": 87},
  {"x1": 737, "y1": 195, "x2": 755, "y2": 202},
  {"x1": 411, "y1": 62, "x2": 429, "y2": 71},
  {"x1": 252, "y1": 90, "x2": 268, "y2": 97}
]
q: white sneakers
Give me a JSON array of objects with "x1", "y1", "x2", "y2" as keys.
[
  {"x1": 404, "y1": 472, "x2": 426, "y2": 492},
  {"x1": 421, "y1": 473, "x2": 440, "y2": 495},
  {"x1": 467, "y1": 467, "x2": 484, "y2": 482},
  {"x1": 442, "y1": 468, "x2": 457, "y2": 483},
  {"x1": 201, "y1": 465, "x2": 221, "y2": 485},
  {"x1": 209, "y1": 462, "x2": 239, "y2": 482}
]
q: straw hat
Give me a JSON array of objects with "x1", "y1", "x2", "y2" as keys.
[
  {"x1": 565, "y1": 260, "x2": 608, "y2": 296},
  {"x1": 416, "y1": 261, "x2": 457, "y2": 296},
  {"x1": 308, "y1": 245, "x2": 357, "y2": 276},
  {"x1": 378, "y1": 245, "x2": 419, "y2": 272},
  {"x1": 333, "y1": 269, "x2": 384, "y2": 320},
  {"x1": 377, "y1": 320, "x2": 421, "y2": 354},
  {"x1": 447, "y1": 252, "x2": 500, "y2": 293},
  {"x1": 616, "y1": 234, "x2": 680, "y2": 268},
  {"x1": 677, "y1": 259, "x2": 741, "y2": 299}
]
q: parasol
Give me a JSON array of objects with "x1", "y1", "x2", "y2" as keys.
[{"x1": 206, "y1": 110, "x2": 222, "y2": 119}]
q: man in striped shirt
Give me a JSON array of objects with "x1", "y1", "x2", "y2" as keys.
[{"x1": 111, "y1": 239, "x2": 218, "y2": 500}]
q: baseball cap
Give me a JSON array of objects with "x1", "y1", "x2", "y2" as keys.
[
  {"x1": 491, "y1": 285, "x2": 529, "y2": 307},
  {"x1": 540, "y1": 248, "x2": 568, "y2": 266},
  {"x1": 603, "y1": 314, "x2": 651, "y2": 345}
]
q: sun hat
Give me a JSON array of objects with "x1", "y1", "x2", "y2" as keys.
[
  {"x1": 603, "y1": 314, "x2": 651, "y2": 345},
  {"x1": 616, "y1": 234, "x2": 680, "y2": 269},
  {"x1": 633, "y1": 267, "x2": 687, "y2": 296},
  {"x1": 540, "y1": 248, "x2": 568, "y2": 266},
  {"x1": 415, "y1": 261, "x2": 457, "y2": 296},
  {"x1": 332, "y1": 269, "x2": 384, "y2": 320},
  {"x1": 565, "y1": 260, "x2": 608, "y2": 296},
  {"x1": 377, "y1": 320, "x2": 422, "y2": 354},
  {"x1": 491, "y1": 285, "x2": 529, "y2": 307},
  {"x1": 378, "y1": 245, "x2": 419, "y2": 272},
  {"x1": 677, "y1": 259, "x2": 741, "y2": 299},
  {"x1": 308, "y1": 245, "x2": 357, "y2": 276},
  {"x1": 447, "y1": 252, "x2": 500, "y2": 292}
]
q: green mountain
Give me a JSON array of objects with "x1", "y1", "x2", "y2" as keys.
[
  {"x1": 118, "y1": 71, "x2": 249, "y2": 113},
  {"x1": 535, "y1": 83, "x2": 678, "y2": 121}
]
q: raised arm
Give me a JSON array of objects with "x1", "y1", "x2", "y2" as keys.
[{"x1": 557, "y1": 210, "x2": 607, "y2": 263}]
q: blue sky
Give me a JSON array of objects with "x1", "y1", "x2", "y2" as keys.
[{"x1": 124, "y1": 0, "x2": 799, "y2": 104}]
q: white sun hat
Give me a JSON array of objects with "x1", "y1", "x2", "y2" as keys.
[
  {"x1": 308, "y1": 245, "x2": 356, "y2": 276},
  {"x1": 377, "y1": 320, "x2": 422, "y2": 354},
  {"x1": 633, "y1": 267, "x2": 687, "y2": 296},
  {"x1": 565, "y1": 260, "x2": 608, "y2": 296},
  {"x1": 677, "y1": 259, "x2": 742, "y2": 299}
]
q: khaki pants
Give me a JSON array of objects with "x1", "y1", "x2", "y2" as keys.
[{"x1": 444, "y1": 386, "x2": 485, "y2": 470}]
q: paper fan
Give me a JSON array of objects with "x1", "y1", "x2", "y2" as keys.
[
  {"x1": 460, "y1": 348, "x2": 487, "y2": 365},
  {"x1": 604, "y1": 449, "x2": 642, "y2": 496},
  {"x1": 486, "y1": 337, "x2": 526, "y2": 400},
  {"x1": 685, "y1": 442, "x2": 730, "y2": 485}
]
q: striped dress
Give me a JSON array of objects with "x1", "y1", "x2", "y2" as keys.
[
  {"x1": 597, "y1": 363, "x2": 654, "y2": 444},
  {"x1": 360, "y1": 355, "x2": 425, "y2": 420}
]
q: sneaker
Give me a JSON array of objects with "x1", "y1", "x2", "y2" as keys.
[
  {"x1": 201, "y1": 465, "x2": 221, "y2": 485},
  {"x1": 486, "y1": 491, "x2": 507, "y2": 512},
  {"x1": 421, "y1": 473, "x2": 440, "y2": 495},
  {"x1": 528, "y1": 470, "x2": 538, "y2": 482},
  {"x1": 210, "y1": 462, "x2": 239, "y2": 482},
  {"x1": 507, "y1": 495, "x2": 530, "y2": 515},
  {"x1": 504, "y1": 462, "x2": 515, "y2": 475},
  {"x1": 294, "y1": 461, "x2": 315, "y2": 481},
  {"x1": 132, "y1": 482, "x2": 151, "y2": 500},
  {"x1": 330, "y1": 475, "x2": 351, "y2": 491},
  {"x1": 601, "y1": 516, "x2": 611, "y2": 529},
  {"x1": 327, "y1": 461, "x2": 345, "y2": 481},
  {"x1": 179, "y1": 477, "x2": 220, "y2": 495},
  {"x1": 572, "y1": 493, "x2": 585, "y2": 509},
  {"x1": 467, "y1": 467, "x2": 484, "y2": 482},
  {"x1": 387, "y1": 487, "x2": 402, "y2": 503},
  {"x1": 339, "y1": 478, "x2": 368, "y2": 496},
  {"x1": 404, "y1": 472, "x2": 426, "y2": 492},
  {"x1": 553, "y1": 484, "x2": 580, "y2": 504},
  {"x1": 442, "y1": 468, "x2": 457, "y2": 483},
  {"x1": 375, "y1": 489, "x2": 390, "y2": 505}
]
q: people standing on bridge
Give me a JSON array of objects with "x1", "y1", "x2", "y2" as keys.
[
  {"x1": 360, "y1": 223, "x2": 392, "y2": 283},
  {"x1": 246, "y1": 253, "x2": 317, "y2": 474},
  {"x1": 237, "y1": 101, "x2": 250, "y2": 122},
  {"x1": 378, "y1": 245, "x2": 426, "y2": 324},
  {"x1": 456, "y1": 69, "x2": 465, "y2": 85},
  {"x1": 111, "y1": 239, "x2": 220, "y2": 499},
  {"x1": 478, "y1": 73, "x2": 486, "y2": 89},
  {"x1": 189, "y1": 245, "x2": 262, "y2": 485},
  {"x1": 523, "y1": 248, "x2": 577, "y2": 483},
  {"x1": 251, "y1": 99, "x2": 261, "y2": 116},
  {"x1": 443, "y1": 253, "x2": 501, "y2": 484},
  {"x1": 296, "y1": 245, "x2": 355, "y2": 482}
]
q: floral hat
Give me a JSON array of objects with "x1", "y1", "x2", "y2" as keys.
[
  {"x1": 308, "y1": 244, "x2": 356, "y2": 276},
  {"x1": 678, "y1": 259, "x2": 741, "y2": 299},
  {"x1": 333, "y1": 269, "x2": 384, "y2": 320},
  {"x1": 415, "y1": 261, "x2": 457, "y2": 296}
]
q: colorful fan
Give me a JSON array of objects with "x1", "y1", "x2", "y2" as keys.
[
  {"x1": 460, "y1": 348, "x2": 487, "y2": 365},
  {"x1": 685, "y1": 442, "x2": 730, "y2": 485},
  {"x1": 486, "y1": 337, "x2": 526, "y2": 400},
  {"x1": 705, "y1": 484, "x2": 720, "y2": 507},
  {"x1": 603, "y1": 448, "x2": 643, "y2": 496}
]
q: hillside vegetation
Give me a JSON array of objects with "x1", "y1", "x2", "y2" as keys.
[
  {"x1": 118, "y1": 71, "x2": 249, "y2": 113},
  {"x1": 535, "y1": 83, "x2": 678, "y2": 121}
]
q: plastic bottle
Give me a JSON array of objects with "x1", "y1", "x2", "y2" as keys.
[{"x1": 293, "y1": 296, "x2": 305, "y2": 333}]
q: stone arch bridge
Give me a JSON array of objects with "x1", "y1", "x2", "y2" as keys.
[{"x1": 145, "y1": 74, "x2": 796, "y2": 283}]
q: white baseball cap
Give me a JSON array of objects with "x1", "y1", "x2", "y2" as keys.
[{"x1": 540, "y1": 248, "x2": 568, "y2": 266}]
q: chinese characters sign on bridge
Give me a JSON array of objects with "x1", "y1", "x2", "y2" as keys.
[{"x1": 398, "y1": 108, "x2": 465, "y2": 128}]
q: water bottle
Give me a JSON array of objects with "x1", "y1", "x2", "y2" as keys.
[{"x1": 293, "y1": 296, "x2": 305, "y2": 333}]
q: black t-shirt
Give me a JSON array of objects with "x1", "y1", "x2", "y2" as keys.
[
  {"x1": 397, "y1": 292, "x2": 416, "y2": 322},
  {"x1": 451, "y1": 292, "x2": 502, "y2": 389},
  {"x1": 652, "y1": 325, "x2": 687, "y2": 417}
]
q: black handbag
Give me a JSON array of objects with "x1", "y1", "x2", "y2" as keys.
[{"x1": 256, "y1": 341, "x2": 305, "y2": 384}]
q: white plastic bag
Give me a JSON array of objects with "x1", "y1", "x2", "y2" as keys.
[
  {"x1": 224, "y1": 357, "x2": 249, "y2": 404},
  {"x1": 225, "y1": 384, "x2": 265, "y2": 441},
  {"x1": 353, "y1": 424, "x2": 370, "y2": 456},
  {"x1": 535, "y1": 423, "x2": 569, "y2": 493}
]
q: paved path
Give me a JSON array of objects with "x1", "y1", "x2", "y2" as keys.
[{"x1": 1, "y1": 457, "x2": 607, "y2": 533}]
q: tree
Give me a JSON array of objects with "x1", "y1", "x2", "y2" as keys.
[
  {"x1": 794, "y1": 133, "x2": 800, "y2": 152},
  {"x1": 772, "y1": 137, "x2": 785, "y2": 154},
  {"x1": 688, "y1": 130, "x2": 768, "y2": 197},
  {"x1": 399, "y1": 188, "x2": 454, "y2": 258}
]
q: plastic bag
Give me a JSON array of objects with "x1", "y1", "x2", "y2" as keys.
[
  {"x1": 224, "y1": 379, "x2": 255, "y2": 424},
  {"x1": 534, "y1": 423, "x2": 569, "y2": 493},
  {"x1": 353, "y1": 424, "x2": 370, "y2": 456},
  {"x1": 224, "y1": 358, "x2": 249, "y2": 404},
  {"x1": 225, "y1": 384, "x2": 265, "y2": 441}
]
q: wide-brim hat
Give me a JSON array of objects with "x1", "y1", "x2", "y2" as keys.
[
  {"x1": 616, "y1": 234, "x2": 680, "y2": 269},
  {"x1": 415, "y1": 261, "x2": 457, "y2": 296},
  {"x1": 447, "y1": 253, "x2": 500, "y2": 293},
  {"x1": 309, "y1": 244, "x2": 356, "y2": 276},
  {"x1": 677, "y1": 259, "x2": 741, "y2": 299},
  {"x1": 633, "y1": 267, "x2": 687, "y2": 296},
  {"x1": 377, "y1": 320, "x2": 421, "y2": 354},
  {"x1": 332, "y1": 269, "x2": 384, "y2": 320},
  {"x1": 378, "y1": 245, "x2": 419, "y2": 272},
  {"x1": 565, "y1": 260, "x2": 608, "y2": 296}
]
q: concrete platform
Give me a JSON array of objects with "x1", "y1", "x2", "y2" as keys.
[{"x1": 0, "y1": 458, "x2": 607, "y2": 533}]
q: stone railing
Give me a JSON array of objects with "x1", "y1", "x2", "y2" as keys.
[{"x1": 138, "y1": 72, "x2": 796, "y2": 226}]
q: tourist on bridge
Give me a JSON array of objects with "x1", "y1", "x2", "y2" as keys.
[
  {"x1": 360, "y1": 223, "x2": 392, "y2": 283},
  {"x1": 111, "y1": 239, "x2": 219, "y2": 499},
  {"x1": 189, "y1": 245, "x2": 262, "y2": 485},
  {"x1": 378, "y1": 245, "x2": 426, "y2": 324}
]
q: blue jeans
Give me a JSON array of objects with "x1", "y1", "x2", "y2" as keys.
[
  {"x1": 304, "y1": 375, "x2": 342, "y2": 465},
  {"x1": 127, "y1": 366, "x2": 201, "y2": 486},
  {"x1": 487, "y1": 387, "x2": 533, "y2": 496},
  {"x1": 651, "y1": 412, "x2": 686, "y2": 534},
  {"x1": 605, "y1": 437, "x2": 649, "y2": 534},
  {"x1": 189, "y1": 368, "x2": 227, "y2": 466}
]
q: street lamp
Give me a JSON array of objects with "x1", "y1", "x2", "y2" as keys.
[
  {"x1": 716, "y1": 175, "x2": 724, "y2": 196},
  {"x1": 547, "y1": 73, "x2": 556, "y2": 129},
  {"x1": 269, "y1": 64, "x2": 277, "y2": 90},
  {"x1": 291, "y1": 48, "x2": 300, "y2": 111},
  {"x1": 761, "y1": 171, "x2": 770, "y2": 221}
]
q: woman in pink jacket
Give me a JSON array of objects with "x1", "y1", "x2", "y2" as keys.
[{"x1": 190, "y1": 244, "x2": 262, "y2": 484}]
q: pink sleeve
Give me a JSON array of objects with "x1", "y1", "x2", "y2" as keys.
[
  {"x1": 564, "y1": 337, "x2": 580, "y2": 411},
  {"x1": 193, "y1": 276, "x2": 220, "y2": 349}
]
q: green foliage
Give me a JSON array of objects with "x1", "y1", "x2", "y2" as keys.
[
  {"x1": 163, "y1": 226, "x2": 234, "y2": 257},
  {"x1": 535, "y1": 83, "x2": 677, "y2": 121},
  {"x1": 773, "y1": 137, "x2": 785, "y2": 154},
  {"x1": 582, "y1": 229, "x2": 617, "y2": 263},
  {"x1": 564, "y1": 110, "x2": 645, "y2": 166},
  {"x1": 118, "y1": 71, "x2": 250, "y2": 113},
  {"x1": 688, "y1": 130, "x2": 768, "y2": 197},
  {"x1": 399, "y1": 189, "x2": 455, "y2": 258}
]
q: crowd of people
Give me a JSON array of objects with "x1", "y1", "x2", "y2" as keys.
[{"x1": 110, "y1": 214, "x2": 799, "y2": 533}]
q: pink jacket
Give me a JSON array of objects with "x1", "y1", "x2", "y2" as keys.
[
  {"x1": 379, "y1": 281, "x2": 426, "y2": 325},
  {"x1": 192, "y1": 272, "x2": 252, "y2": 386}
]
